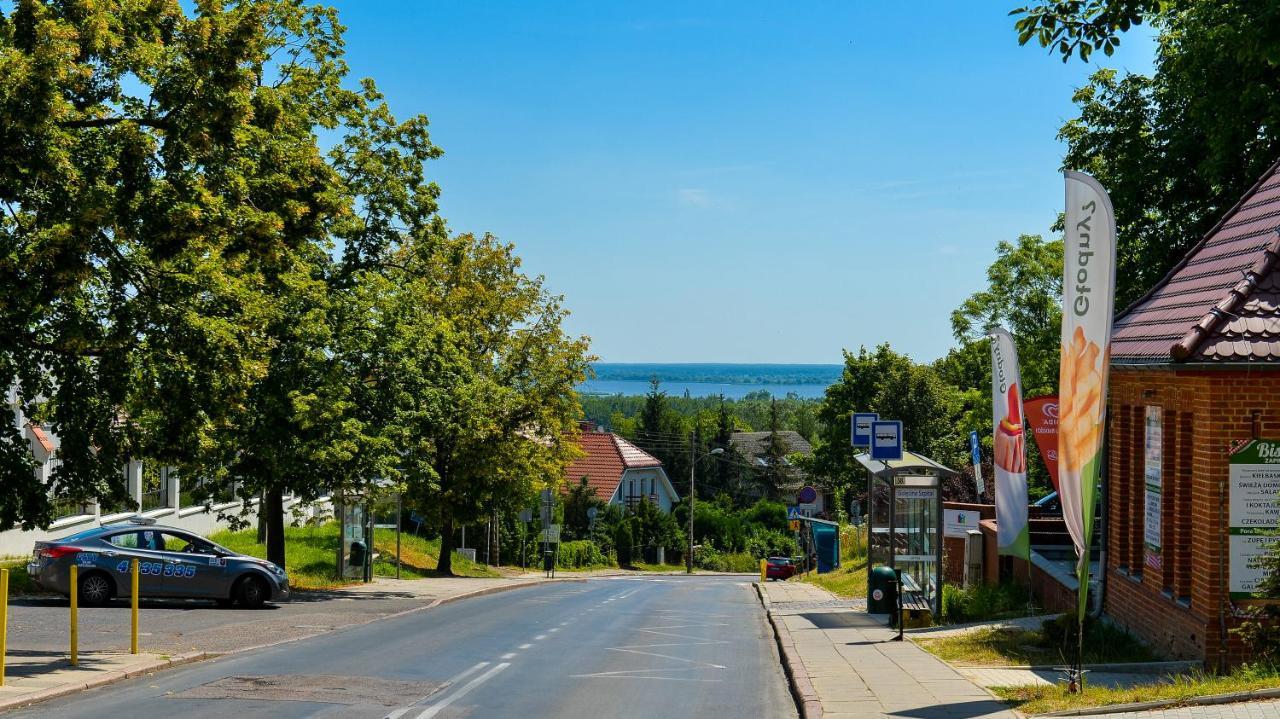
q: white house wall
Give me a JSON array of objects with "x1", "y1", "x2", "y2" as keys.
[{"x1": 615, "y1": 467, "x2": 678, "y2": 512}]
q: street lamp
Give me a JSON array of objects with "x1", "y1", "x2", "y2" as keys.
[{"x1": 688, "y1": 445, "x2": 724, "y2": 574}]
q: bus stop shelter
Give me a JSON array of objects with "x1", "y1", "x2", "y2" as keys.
[{"x1": 857, "y1": 450, "x2": 958, "y2": 617}]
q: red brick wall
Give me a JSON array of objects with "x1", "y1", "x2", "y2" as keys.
[
  {"x1": 1105, "y1": 367, "x2": 1280, "y2": 667},
  {"x1": 942, "y1": 502, "x2": 994, "y2": 584}
]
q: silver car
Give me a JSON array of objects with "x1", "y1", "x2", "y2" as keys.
[{"x1": 28, "y1": 517, "x2": 290, "y2": 608}]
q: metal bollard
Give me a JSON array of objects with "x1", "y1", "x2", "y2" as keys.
[
  {"x1": 69, "y1": 565, "x2": 78, "y2": 666},
  {"x1": 130, "y1": 559, "x2": 139, "y2": 654},
  {"x1": 0, "y1": 567, "x2": 8, "y2": 686}
]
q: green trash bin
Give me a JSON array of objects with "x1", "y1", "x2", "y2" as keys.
[{"x1": 868, "y1": 565, "x2": 898, "y2": 613}]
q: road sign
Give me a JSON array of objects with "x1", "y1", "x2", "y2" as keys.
[
  {"x1": 870, "y1": 420, "x2": 903, "y2": 461},
  {"x1": 789, "y1": 519, "x2": 801, "y2": 532},
  {"x1": 968, "y1": 430, "x2": 986, "y2": 497},
  {"x1": 798, "y1": 486, "x2": 818, "y2": 504},
  {"x1": 518, "y1": 508, "x2": 533, "y2": 523},
  {"x1": 586, "y1": 506, "x2": 598, "y2": 522},
  {"x1": 851, "y1": 412, "x2": 878, "y2": 447},
  {"x1": 787, "y1": 506, "x2": 813, "y2": 520},
  {"x1": 849, "y1": 499, "x2": 862, "y2": 524},
  {"x1": 543, "y1": 524, "x2": 561, "y2": 543}
]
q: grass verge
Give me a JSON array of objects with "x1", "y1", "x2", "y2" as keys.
[
  {"x1": 800, "y1": 560, "x2": 868, "y2": 598},
  {"x1": 915, "y1": 624, "x2": 1158, "y2": 667},
  {"x1": 0, "y1": 557, "x2": 45, "y2": 594},
  {"x1": 210, "y1": 523, "x2": 499, "y2": 590},
  {"x1": 993, "y1": 664, "x2": 1280, "y2": 715}
]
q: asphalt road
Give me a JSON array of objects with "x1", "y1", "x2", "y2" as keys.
[{"x1": 5, "y1": 575, "x2": 797, "y2": 719}]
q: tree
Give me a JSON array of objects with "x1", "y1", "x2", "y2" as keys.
[
  {"x1": 631, "y1": 378, "x2": 690, "y2": 494},
  {"x1": 757, "y1": 399, "x2": 794, "y2": 498},
  {"x1": 1043, "y1": 2, "x2": 1280, "y2": 307},
  {"x1": 396, "y1": 231, "x2": 591, "y2": 575},
  {"x1": 0, "y1": 0, "x2": 369, "y2": 530},
  {"x1": 563, "y1": 477, "x2": 604, "y2": 541},
  {"x1": 811, "y1": 345, "x2": 964, "y2": 505},
  {"x1": 1011, "y1": 0, "x2": 1158, "y2": 62}
]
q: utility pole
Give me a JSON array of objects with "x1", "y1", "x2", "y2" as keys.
[{"x1": 688, "y1": 432, "x2": 695, "y2": 574}]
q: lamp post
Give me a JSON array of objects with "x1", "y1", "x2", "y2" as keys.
[{"x1": 687, "y1": 443, "x2": 724, "y2": 574}]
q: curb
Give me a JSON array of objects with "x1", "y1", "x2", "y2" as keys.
[
  {"x1": 0, "y1": 577, "x2": 576, "y2": 714},
  {"x1": 1035, "y1": 687, "x2": 1280, "y2": 717},
  {"x1": 756, "y1": 582, "x2": 822, "y2": 719},
  {"x1": 959, "y1": 660, "x2": 1199, "y2": 676},
  {"x1": 0, "y1": 650, "x2": 208, "y2": 714}
]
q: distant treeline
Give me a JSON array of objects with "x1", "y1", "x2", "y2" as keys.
[
  {"x1": 589, "y1": 363, "x2": 842, "y2": 386},
  {"x1": 580, "y1": 390, "x2": 821, "y2": 441}
]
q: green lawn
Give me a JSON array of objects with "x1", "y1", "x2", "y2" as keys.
[
  {"x1": 209, "y1": 523, "x2": 499, "y2": 590},
  {"x1": 800, "y1": 560, "x2": 868, "y2": 598},
  {"x1": 0, "y1": 558, "x2": 44, "y2": 595},
  {"x1": 915, "y1": 625, "x2": 1158, "y2": 667},
  {"x1": 994, "y1": 665, "x2": 1280, "y2": 715}
]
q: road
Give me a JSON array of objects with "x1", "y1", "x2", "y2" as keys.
[{"x1": 5, "y1": 574, "x2": 796, "y2": 718}]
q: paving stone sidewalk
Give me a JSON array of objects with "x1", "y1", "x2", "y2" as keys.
[{"x1": 760, "y1": 580, "x2": 1016, "y2": 719}]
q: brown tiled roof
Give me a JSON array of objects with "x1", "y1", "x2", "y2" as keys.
[
  {"x1": 563, "y1": 425, "x2": 663, "y2": 501},
  {"x1": 27, "y1": 424, "x2": 53, "y2": 454},
  {"x1": 729, "y1": 431, "x2": 814, "y2": 457},
  {"x1": 1112, "y1": 158, "x2": 1280, "y2": 364}
]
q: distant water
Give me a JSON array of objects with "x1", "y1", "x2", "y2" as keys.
[{"x1": 578, "y1": 363, "x2": 841, "y2": 399}]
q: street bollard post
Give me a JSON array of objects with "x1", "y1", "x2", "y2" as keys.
[
  {"x1": 759, "y1": 558, "x2": 767, "y2": 582},
  {"x1": 130, "y1": 559, "x2": 139, "y2": 654},
  {"x1": 69, "y1": 564, "x2": 78, "y2": 666},
  {"x1": 0, "y1": 567, "x2": 8, "y2": 686}
]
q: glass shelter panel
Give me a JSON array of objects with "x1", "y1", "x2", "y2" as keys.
[
  {"x1": 893, "y1": 478, "x2": 939, "y2": 612},
  {"x1": 868, "y1": 475, "x2": 893, "y2": 570}
]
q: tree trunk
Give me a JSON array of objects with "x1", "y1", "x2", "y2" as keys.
[
  {"x1": 437, "y1": 511, "x2": 455, "y2": 576},
  {"x1": 265, "y1": 487, "x2": 286, "y2": 569},
  {"x1": 490, "y1": 510, "x2": 500, "y2": 567}
]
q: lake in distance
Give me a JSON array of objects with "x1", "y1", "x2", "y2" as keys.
[{"x1": 577, "y1": 363, "x2": 841, "y2": 399}]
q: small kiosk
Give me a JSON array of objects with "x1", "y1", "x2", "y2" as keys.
[{"x1": 858, "y1": 451, "x2": 957, "y2": 619}]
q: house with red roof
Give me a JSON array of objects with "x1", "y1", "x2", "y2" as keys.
[
  {"x1": 1103, "y1": 158, "x2": 1280, "y2": 667},
  {"x1": 565, "y1": 422, "x2": 680, "y2": 511}
]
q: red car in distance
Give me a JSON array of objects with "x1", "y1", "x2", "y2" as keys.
[{"x1": 765, "y1": 556, "x2": 796, "y2": 581}]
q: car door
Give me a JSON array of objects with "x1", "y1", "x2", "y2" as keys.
[
  {"x1": 156, "y1": 531, "x2": 223, "y2": 598},
  {"x1": 104, "y1": 530, "x2": 167, "y2": 596}
]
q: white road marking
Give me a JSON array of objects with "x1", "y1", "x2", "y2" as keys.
[
  {"x1": 411, "y1": 662, "x2": 510, "y2": 719},
  {"x1": 534, "y1": 634, "x2": 547, "y2": 640},
  {"x1": 548, "y1": 627, "x2": 559, "y2": 633},
  {"x1": 385, "y1": 662, "x2": 489, "y2": 719},
  {"x1": 501, "y1": 652, "x2": 516, "y2": 659},
  {"x1": 518, "y1": 643, "x2": 532, "y2": 649}
]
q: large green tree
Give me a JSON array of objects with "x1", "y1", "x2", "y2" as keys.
[
  {"x1": 0, "y1": 0, "x2": 362, "y2": 529},
  {"x1": 395, "y1": 231, "x2": 591, "y2": 575}
]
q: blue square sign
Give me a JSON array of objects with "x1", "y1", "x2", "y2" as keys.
[
  {"x1": 870, "y1": 420, "x2": 903, "y2": 461},
  {"x1": 851, "y1": 412, "x2": 878, "y2": 447}
]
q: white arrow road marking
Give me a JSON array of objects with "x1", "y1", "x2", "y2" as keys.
[{"x1": 410, "y1": 662, "x2": 510, "y2": 719}]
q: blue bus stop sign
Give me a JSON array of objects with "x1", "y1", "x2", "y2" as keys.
[
  {"x1": 969, "y1": 430, "x2": 981, "y2": 465},
  {"x1": 870, "y1": 420, "x2": 903, "y2": 461},
  {"x1": 851, "y1": 412, "x2": 878, "y2": 447}
]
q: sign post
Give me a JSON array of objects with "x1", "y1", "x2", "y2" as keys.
[{"x1": 870, "y1": 420, "x2": 903, "y2": 462}]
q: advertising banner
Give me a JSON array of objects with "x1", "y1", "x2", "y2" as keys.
[
  {"x1": 1024, "y1": 395, "x2": 1060, "y2": 493},
  {"x1": 1060, "y1": 171, "x2": 1117, "y2": 618},
  {"x1": 991, "y1": 327, "x2": 1029, "y2": 559},
  {"x1": 1229, "y1": 439, "x2": 1280, "y2": 599}
]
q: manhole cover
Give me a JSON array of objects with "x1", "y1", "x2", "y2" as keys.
[{"x1": 177, "y1": 674, "x2": 440, "y2": 707}]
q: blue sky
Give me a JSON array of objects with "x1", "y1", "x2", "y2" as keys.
[{"x1": 332, "y1": 1, "x2": 1156, "y2": 364}]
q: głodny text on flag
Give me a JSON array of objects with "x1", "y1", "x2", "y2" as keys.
[
  {"x1": 1060, "y1": 171, "x2": 1117, "y2": 619},
  {"x1": 990, "y1": 327, "x2": 1029, "y2": 560}
]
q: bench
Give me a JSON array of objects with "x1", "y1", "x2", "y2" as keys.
[{"x1": 898, "y1": 574, "x2": 934, "y2": 628}]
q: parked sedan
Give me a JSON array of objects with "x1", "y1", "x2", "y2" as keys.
[
  {"x1": 765, "y1": 556, "x2": 796, "y2": 581},
  {"x1": 28, "y1": 518, "x2": 289, "y2": 608}
]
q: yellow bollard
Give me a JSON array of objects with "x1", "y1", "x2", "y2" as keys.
[
  {"x1": 130, "y1": 559, "x2": 139, "y2": 654},
  {"x1": 760, "y1": 558, "x2": 767, "y2": 582},
  {"x1": 69, "y1": 564, "x2": 78, "y2": 666},
  {"x1": 0, "y1": 567, "x2": 8, "y2": 686}
]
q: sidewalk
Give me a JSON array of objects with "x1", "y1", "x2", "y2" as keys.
[
  {"x1": 759, "y1": 579, "x2": 1016, "y2": 719},
  {"x1": 0, "y1": 573, "x2": 569, "y2": 713}
]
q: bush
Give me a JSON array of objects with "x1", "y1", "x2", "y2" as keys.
[
  {"x1": 614, "y1": 522, "x2": 634, "y2": 566},
  {"x1": 744, "y1": 529, "x2": 798, "y2": 560},
  {"x1": 941, "y1": 582, "x2": 1033, "y2": 624},
  {"x1": 557, "y1": 540, "x2": 610, "y2": 569},
  {"x1": 694, "y1": 547, "x2": 759, "y2": 572}
]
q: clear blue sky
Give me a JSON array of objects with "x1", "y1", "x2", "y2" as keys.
[{"x1": 332, "y1": 1, "x2": 1155, "y2": 364}]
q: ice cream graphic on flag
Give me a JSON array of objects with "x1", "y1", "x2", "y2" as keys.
[
  {"x1": 991, "y1": 327, "x2": 1029, "y2": 559},
  {"x1": 1060, "y1": 171, "x2": 1117, "y2": 620}
]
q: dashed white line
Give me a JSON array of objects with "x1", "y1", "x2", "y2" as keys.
[
  {"x1": 534, "y1": 634, "x2": 547, "y2": 640},
  {"x1": 501, "y1": 652, "x2": 516, "y2": 659},
  {"x1": 411, "y1": 662, "x2": 510, "y2": 719},
  {"x1": 518, "y1": 643, "x2": 533, "y2": 649}
]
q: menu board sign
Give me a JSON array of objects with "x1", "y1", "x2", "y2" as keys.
[{"x1": 1229, "y1": 439, "x2": 1280, "y2": 599}]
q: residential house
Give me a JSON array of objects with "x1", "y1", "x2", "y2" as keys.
[
  {"x1": 565, "y1": 423, "x2": 679, "y2": 511},
  {"x1": 729, "y1": 430, "x2": 822, "y2": 512}
]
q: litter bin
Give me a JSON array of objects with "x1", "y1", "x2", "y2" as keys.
[
  {"x1": 349, "y1": 539, "x2": 367, "y2": 570},
  {"x1": 543, "y1": 550, "x2": 554, "y2": 572},
  {"x1": 868, "y1": 565, "x2": 898, "y2": 613}
]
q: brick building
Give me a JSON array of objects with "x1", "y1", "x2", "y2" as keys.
[{"x1": 1105, "y1": 159, "x2": 1280, "y2": 668}]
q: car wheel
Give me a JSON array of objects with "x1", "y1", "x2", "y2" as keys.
[
  {"x1": 237, "y1": 576, "x2": 269, "y2": 609},
  {"x1": 78, "y1": 572, "x2": 114, "y2": 607}
]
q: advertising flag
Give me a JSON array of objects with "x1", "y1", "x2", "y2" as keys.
[
  {"x1": 1024, "y1": 395, "x2": 1061, "y2": 493},
  {"x1": 990, "y1": 327, "x2": 1029, "y2": 560},
  {"x1": 1060, "y1": 171, "x2": 1117, "y2": 619}
]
